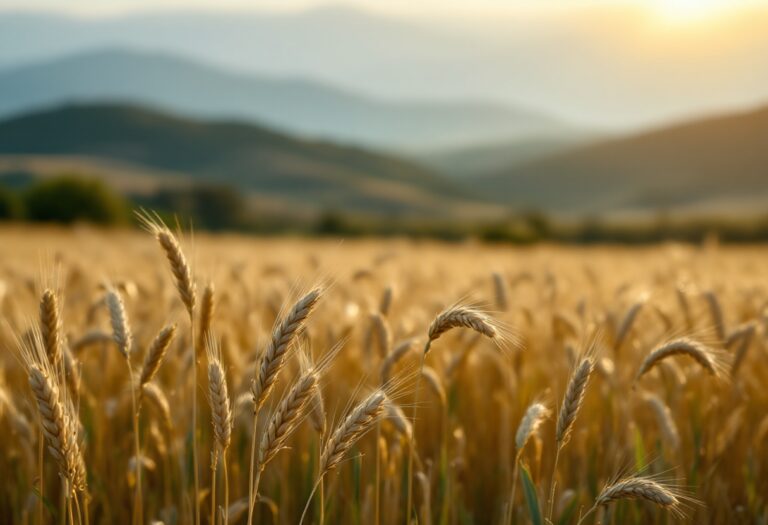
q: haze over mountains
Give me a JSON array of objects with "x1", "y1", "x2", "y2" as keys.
[
  {"x1": 2, "y1": 6, "x2": 768, "y2": 129},
  {"x1": 0, "y1": 49, "x2": 565, "y2": 151}
]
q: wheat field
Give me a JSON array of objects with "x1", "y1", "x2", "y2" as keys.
[{"x1": 0, "y1": 224, "x2": 766, "y2": 525}]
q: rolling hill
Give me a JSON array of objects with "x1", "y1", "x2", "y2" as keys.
[
  {"x1": 478, "y1": 104, "x2": 768, "y2": 216},
  {"x1": 0, "y1": 104, "x2": 503, "y2": 218},
  {"x1": 0, "y1": 49, "x2": 565, "y2": 152},
  {"x1": 416, "y1": 135, "x2": 596, "y2": 178}
]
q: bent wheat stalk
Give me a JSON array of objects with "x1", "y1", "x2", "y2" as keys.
[
  {"x1": 636, "y1": 338, "x2": 718, "y2": 381},
  {"x1": 577, "y1": 476, "x2": 681, "y2": 524},
  {"x1": 407, "y1": 304, "x2": 499, "y2": 524}
]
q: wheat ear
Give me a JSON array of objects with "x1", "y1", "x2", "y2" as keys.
[
  {"x1": 380, "y1": 339, "x2": 416, "y2": 384},
  {"x1": 247, "y1": 289, "x2": 321, "y2": 525},
  {"x1": 28, "y1": 364, "x2": 85, "y2": 493},
  {"x1": 321, "y1": 389, "x2": 387, "y2": 475},
  {"x1": 206, "y1": 335, "x2": 231, "y2": 525},
  {"x1": 258, "y1": 370, "x2": 318, "y2": 468},
  {"x1": 548, "y1": 356, "x2": 593, "y2": 522},
  {"x1": 197, "y1": 282, "x2": 215, "y2": 354},
  {"x1": 105, "y1": 288, "x2": 132, "y2": 359},
  {"x1": 251, "y1": 288, "x2": 322, "y2": 409},
  {"x1": 556, "y1": 357, "x2": 594, "y2": 446},
  {"x1": 613, "y1": 298, "x2": 645, "y2": 352},
  {"x1": 515, "y1": 402, "x2": 550, "y2": 452},
  {"x1": 301, "y1": 389, "x2": 387, "y2": 525},
  {"x1": 578, "y1": 476, "x2": 681, "y2": 524},
  {"x1": 636, "y1": 338, "x2": 718, "y2": 380},
  {"x1": 207, "y1": 343, "x2": 232, "y2": 453},
  {"x1": 426, "y1": 305, "x2": 497, "y2": 353},
  {"x1": 139, "y1": 324, "x2": 177, "y2": 388},
  {"x1": 643, "y1": 393, "x2": 680, "y2": 450},
  {"x1": 507, "y1": 402, "x2": 550, "y2": 525},
  {"x1": 39, "y1": 289, "x2": 62, "y2": 367}
]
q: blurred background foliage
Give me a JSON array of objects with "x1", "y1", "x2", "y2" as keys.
[{"x1": 4, "y1": 173, "x2": 768, "y2": 244}]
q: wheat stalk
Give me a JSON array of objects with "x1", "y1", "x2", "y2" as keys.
[
  {"x1": 251, "y1": 288, "x2": 322, "y2": 410},
  {"x1": 139, "y1": 324, "x2": 177, "y2": 388},
  {"x1": 379, "y1": 285, "x2": 394, "y2": 316},
  {"x1": 39, "y1": 289, "x2": 62, "y2": 367},
  {"x1": 578, "y1": 476, "x2": 681, "y2": 524},
  {"x1": 28, "y1": 364, "x2": 85, "y2": 493},
  {"x1": 139, "y1": 212, "x2": 197, "y2": 316},
  {"x1": 548, "y1": 356, "x2": 593, "y2": 522},
  {"x1": 380, "y1": 339, "x2": 416, "y2": 384},
  {"x1": 515, "y1": 402, "x2": 550, "y2": 452},
  {"x1": 703, "y1": 291, "x2": 725, "y2": 341},
  {"x1": 206, "y1": 335, "x2": 232, "y2": 525},
  {"x1": 636, "y1": 338, "x2": 718, "y2": 380},
  {"x1": 613, "y1": 298, "x2": 645, "y2": 352},
  {"x1": 197, "y1": 282, "x2": 215, "y2": 354},
  {"x1": 105, "y1": 288, "x2": 132, "y2": 359},
  {"x1": 142, "y1": 383, "x2": 172, "y2": 432},
  {"x1": 321, "y1": 389, "x2": 387, "y2": 475},
  {"x1": 258, "y1": 370, "x2": 318, "y2": 468},
  {"x1": 301, "y1": 388, "x2": 388, "y2": 524},
  {"x1": 385, "y1": 398, "x2": 412, "y2": 440},
  {"x1": 492, "y1": 272, "x2": 508, "y2": 311},
  {"x1": 643, "y1": 393, "x2": 680, "y2": 450},
  {"x1": 556, "y1": 357, "x2": 594, "y2": 446},
  {"x1": 507, "y1": 402, "x2": 549, "y2": 525},
  {"x1": 309, "y1": 385, "x2": 326, "y2": 436},
  {"x1": 247, "y1": 288, "x2": 322, "y2": 525},
  {"x1": 421, "y1": 366, "x2": 446, "y2": 408},
  {"x1": 207, "y1": 343, "x2": 232, "y2": 453},
  {"x1": 425, "y1": 305, "x2": 497, "y2": 353}
]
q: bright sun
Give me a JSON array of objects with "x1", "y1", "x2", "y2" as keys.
[{"x1": 659, "y1": 0, "x2": 734, "y2": 22}]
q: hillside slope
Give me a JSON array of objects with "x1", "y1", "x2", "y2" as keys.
[
  {"x1": 0, "y1": 104, "x2": 500, "y2": 217},
  {"x1": 479, "y1": 105, "x2": 768, "y2": 214}
]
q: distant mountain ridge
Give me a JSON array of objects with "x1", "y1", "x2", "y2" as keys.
[
  {"x1": 0, "y1": 49, "x2": 565, "y2": 151},
  {"x1": 0, "y1": 103, "x2": 503, "y2": 218},
  {"x1": 478, "y1": 104, "x2": 768, "y2": 216}
]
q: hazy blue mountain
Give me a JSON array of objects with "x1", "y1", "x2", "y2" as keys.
[
  {"x1": 0, "y1": 49, "x2": 564, "y2": 151},
  {"x1": 1, "y1": 7, "x2": 768, "y2": 130},
  {"x1": 0, "y1": 103, "x2": 503, "y2": 217},
  {"x1": 478, "y1": 105, "x2": 768, "y2": 216}
]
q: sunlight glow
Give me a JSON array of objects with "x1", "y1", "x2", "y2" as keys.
[{"x1": 657, "y1": 0, "x2": 736, "y2": 22}]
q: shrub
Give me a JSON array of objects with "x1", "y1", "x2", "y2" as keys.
[
  {"x1": 0, "y1": 186, "x2": 23, "y2": 220},
  {"x1": 24, "y1": 175, "x2": 128, "y2": 224}
]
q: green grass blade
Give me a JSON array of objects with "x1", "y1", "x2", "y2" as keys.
[{"x1": 520, "y1": 464, "x2": 543, "y2": 525}]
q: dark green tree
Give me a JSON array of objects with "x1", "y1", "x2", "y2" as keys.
[
  {"x1": 24, "y1": 175, "x2": 128, "y2": 224},
  {"x1": 0, "y1": 186, "x2": 23, "y2": 220}
]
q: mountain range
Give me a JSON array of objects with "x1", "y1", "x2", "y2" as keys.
[
  {"x1": 0, "y1": 103, "x2": 504, "y2": 218},
  {"x1": 476, "y1": 105, "x2": 768, "y2": 216},
  {"x1": 1, "y1": 100, "x2": 767, "y2": 220},
  {"x1": 0, "y1": 49, "x2": 565, "y2": 152}
]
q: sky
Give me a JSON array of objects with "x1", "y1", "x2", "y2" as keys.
[
  {"x1": 1, "y1": 0, "x2": 766, "y2": 17},
  {"x1": 1, "y1": 0, "x2": 767, "y2": 129}
]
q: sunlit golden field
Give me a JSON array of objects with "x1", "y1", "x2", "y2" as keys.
[{"x1": 1, "y1": 225, "x2": 766, "y2": 525}]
